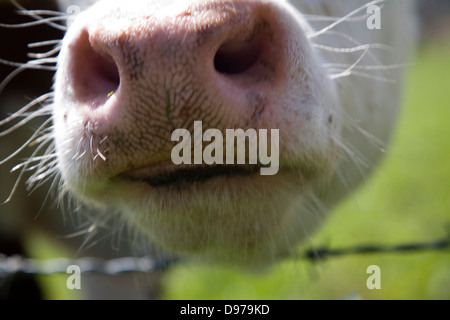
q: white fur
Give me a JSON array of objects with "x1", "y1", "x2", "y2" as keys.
[{"x1": 1, "y1": 0, "x2": 417, "y2": 267}]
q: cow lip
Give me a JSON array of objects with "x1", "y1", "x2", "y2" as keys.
[{"x1": 122, "y1": 162, "x2": 262, "y2": 187}]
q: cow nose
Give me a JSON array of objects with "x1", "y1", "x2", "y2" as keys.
[{"x1": 63, "y1": 1, "x2": 284, "y2": 122}]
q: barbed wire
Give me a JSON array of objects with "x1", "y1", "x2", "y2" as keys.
[
  {"x1": 303, "y1": 235, "x2": 450, "y2": 262},
  {"x1": 0, "y1": 234, "x2": 449, "y2": 276},
  {"x1": 0, "y1": 255, "x2": 179, "y2": 276}
]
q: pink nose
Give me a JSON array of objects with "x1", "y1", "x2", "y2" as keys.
[{"x1": 63, "y1": 1, "x2": 287, "y2": 132}]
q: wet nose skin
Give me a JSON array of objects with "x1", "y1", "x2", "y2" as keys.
[
  {"x1": 54, "y1": 0, "x2": 309, "y2": 179},
  {"x1": 65, "y1": 2, "x2": 283, "y2": 128}
]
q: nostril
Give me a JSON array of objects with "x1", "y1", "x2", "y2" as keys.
[
  {"x1": 214, "y1": 34, "x2": 264, "y2": 75},
  {"x1": 92, "y1": 50, "x2": 120, "y2": 91},
  {"x1": 70, "y1": 30, "x2": 120, "y2": 105}
]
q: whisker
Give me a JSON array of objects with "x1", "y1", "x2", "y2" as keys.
[
  {"x1": 76, "y1": 225, "x2": 103, "y2": 255},
  {"x1": 20, "y1": 109, "x2": 52, "y2": 118},
  {"x1": 0, "y1": 117, "x2": 52, "y2": 166},
  {"x1": 20, "y1": 138, "x2": 54, "y2": 179},
  {"x1": 16, "y1": 9, "x2": 67, "y2": 17},
  {"x1": 0, "y1": 57, "x2": 57, "y2": 69},
  {"x1": 28, "y1": 39, "x2": 62, "y2": 48},
  {"x1": 313, "y1": 43, "x2": 392, "y2": 54},
  {"x1": 9, "y1": 0, "x2": 67, "y2": 31},
  {"x1": 29, "y1": 158, "x2": 58, "y2": 181},
  {"x1": 337, "y1": 110, "x2": 388, "y2": 153},
  {"x1": 29, "y1": 128, "x2": 55, "y2": 147},
  {"x1": 0, "y1": 93, "x2": 53, "y2": 127},
  {"x1": 312, "y1": 30, "x2": 392, "y2": 72},
  {"x1": 0, "y1": 106, "x2": 52, "y2": 138},
  {"x1": 28, "y1": 57, "x2": 58, "y2": 65},
  {"x1": 329, "y1": 68, "x2": 396, "y2": 83},
  {"x1": 308, "y1": 0, "x2": 386, "y2": 39},
  {"x1": 96, "y1": 148, "x2": 107, "y2": 162},
  {"x1": 354, "y1": 126, "x2": 388, "y2": 152},
  {"x1": 332, "y1": 135, "x2": 371, "y2": 173},
  {"x1": 74, "y1": 151, "x2": 87, "y2": 161},
  {"x1": 90, "y1": 135, "x2": 94, "y2": 159},
  {"x1": 0, "y1": 16, "x2": 68, "y2": 29},
  {"x1": 2, "y1": 123, "x2": 52, "y2": 204},
  {"x1": 329, "y1": 48, "x2": 369, "y2": 80},
  {"x1": 324, "y1": 63, "x2": 410, "y2": 72},
  {"x1": 28, "y1": 166, "x2": 60, "y2": 194},
  {"x1": 12, "y1": 154, "x2": 57, "y2": 173},
  {"x1": 0, "y1": 61, "x2": 56, "y2": 95},
  {"x1": 62, "y1": 224, "x2": 96, "y2": 240},
  {"x1": 28, "y1": 46, "x2": 62, "y2": 59},
  {"x1": 304, "y1": 10, "x2": 374, "y2": 23},
  {"x1": 33, "y1": 170, "x2": 61, "y2": 220}
]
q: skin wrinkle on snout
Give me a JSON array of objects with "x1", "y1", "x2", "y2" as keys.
[
  {"x1": 61, "y1": 3, "x2": 278, "y2": 174},
  {"x1": 38, "y1": 0, "x2": 415, "y2": 266},
  {"x1": 56, "y1": 2, "x2": 336, "y2": 171}
]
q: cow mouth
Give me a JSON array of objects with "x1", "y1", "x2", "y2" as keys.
[{"x1": 122, "y1": 162, "x2": 262, "y2": 188}]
